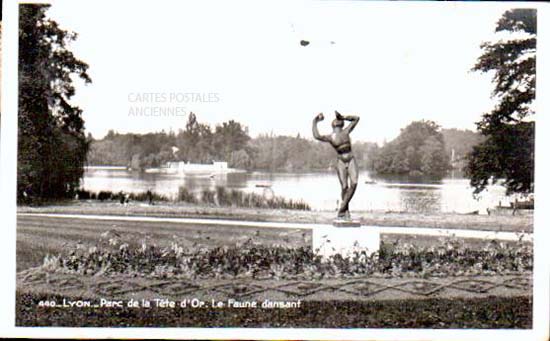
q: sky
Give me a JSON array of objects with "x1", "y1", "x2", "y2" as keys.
[{"x1": 45, "y1": 0, "x2": 521, "y2": 144}]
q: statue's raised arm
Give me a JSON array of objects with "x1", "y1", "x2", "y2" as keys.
[
  {"x1": 334, "y1": 110, "x2": 359, "y2": 133},
  {"x1": 312, "y1": 113, "x2": 331, "y2": 143}
]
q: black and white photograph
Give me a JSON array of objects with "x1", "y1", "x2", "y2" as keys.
[{"x1": 2, "y1": 0, "x2": 549, "y2": 339}]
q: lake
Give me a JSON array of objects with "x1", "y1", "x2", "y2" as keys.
[{"x1": 81, "y1": 168, "x2": 510, "y2": 214}]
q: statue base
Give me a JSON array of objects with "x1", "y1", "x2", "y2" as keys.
[
  {"x1": 332, "y1": 218, "x2": 361, "y2": 227},
  {"x1": 313, "y1": 225, "x2": 380, "y2": 259}
]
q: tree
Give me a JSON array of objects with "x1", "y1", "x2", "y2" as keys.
[
  {"x1": 420, "y1": 136, "x2": 449, "y2": 176},
  {"x1": 371, "y1": 120, "x2": 450, "y2": 176},
  {"x1": 466, "y1": 9, "x2": 536, "y2": 195},
  {"x1": 18, "y1": 5, "x2": 91, "y2": 202},
  {"x1": 229, "y1": 149, "x2": 251, "y2": 169},
  {"x1": 213, "y1": 120, "x2": 251, "y2": 161},
  {"x1": 441, "y1": 128, "x2": 485, "y2": 169}
]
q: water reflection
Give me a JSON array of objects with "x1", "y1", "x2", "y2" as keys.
[
  {"x1": 369, "y1": 173, "x2": 445, "y2": 185},
  {"x1": 81, "y1": 168, "x2": 508, "y2": 214},
  {"x1": 399, "y1": 188, "x2": 442, "y2": 213}
]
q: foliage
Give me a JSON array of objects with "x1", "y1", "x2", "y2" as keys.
[
  {"x1": 88, "y1": 114, "x2": 251, "y2": 170},
  {"x1": 440, "y1": 128, "x2": 485, "y2": 170},
  {"x1": 251, "y1": 134, "x2": 327, "y2": 171},
  {"x1": 88, "y1": 114, "x2": 378, "y2": 172},
  {"x1": 46, "y1": 233, "x2": 531, "y2": 279},
  {"x1": 186, "y1": 186, "x2": 311, "y2": 210},
  {"x1": 212, "y1": 120, "x2": 251, "y2": 163},
  {"x1": 466, "y1": 9, "x2": 536, "y2": 195},
  {"x1": 467, "y1": 122, "x2": 534, "y2": 195},
  {"x1": 177, "y1": 187, "x2": 198, "y2": 203},
  {"x1": 87, "y1": 120, "x2": 485, "y2": 175},
  {"x1": 75, "y1": 189, "x2": 169, "y2": 202},
  {"x1": 369, "y1": 121, "x2": 451, "y2": 177},
  {"x1": 18, "y1": 5, "x2": 91, "y2": 202},
  {"x1": 88, "y1": 130, "x2": 177, "y2": 168},
  {"x1": 75, "y1": 186, "x2": 311, "y2": 210}
]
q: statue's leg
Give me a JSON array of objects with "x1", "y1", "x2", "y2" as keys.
[
  {"x1": 336, "y1": 159, "x2": 348, "y2": 217},
  {"x1": 341, "y1": 158, "x2": 359, "y2": 216}
]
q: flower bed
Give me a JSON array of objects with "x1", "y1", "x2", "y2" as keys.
[{"x1": 42, "y1": 232, "x2": 532, "y2": 279}]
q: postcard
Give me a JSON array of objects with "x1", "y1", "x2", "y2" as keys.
[{"x1": 1, "y1": 0, "x2": 549, "y2": 339}]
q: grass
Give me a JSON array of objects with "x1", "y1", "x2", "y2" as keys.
[
  {"x1": 18, "y1": 201, "x2": 533, "y2": 233},
  {"x1": 17, "y1": 214, "x2": 533, "y2": 273},
  {"x1": 16, "y1": 292, "x2": 532, "y2": 328},
  {"x1": 16, "y1": 215, "x2": 533, "y2": 328},
  {"x1": 16, "y1": 214, "x2": 310, "y2": 272}
]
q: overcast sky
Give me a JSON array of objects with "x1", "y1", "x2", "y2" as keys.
[{"x1": 45, "y1": 0, "x2": 525, "y2": 143}]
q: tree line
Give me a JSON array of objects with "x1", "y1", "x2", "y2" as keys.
[
  {"x1": 367, "y1": 121, "x2": 450, "y2": 177},
  {"x1": 363, "y1": 122, "x2": 484, "y2": 177},
  {"x1": 87, "y1": 113, "x2": 379, "y2": 172},
  {"x1": 88, "y1": 112, "x2": 252, "y2": 170},
  {"x1": 88, "y1": 114, "x2": 483, "y2": 177}
]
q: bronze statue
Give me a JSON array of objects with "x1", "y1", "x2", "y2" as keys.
[{"x1": 313, "y1": 111, "x2": 360, "y2": 219}]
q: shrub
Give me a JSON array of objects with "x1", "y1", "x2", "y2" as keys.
[
  {"x1": 180, "y1": 186, "x2": 311, "y2": 211},
  {"x1": 76, "y1": 186, "x2": 310, "y2": 210},
  {"x1": 200, "y1": 189, "x2": 216, "y2": 205},
  {"x1": 177, "y1": 187, "x2": 197, "y2": 203},
  {"x1": 45, "y1": 233, "x2": 532, "y2": 280}
]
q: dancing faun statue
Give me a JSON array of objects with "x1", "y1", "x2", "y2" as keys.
[{"x1": 312, "y1": 111, "x2": 360, "y2": 220}]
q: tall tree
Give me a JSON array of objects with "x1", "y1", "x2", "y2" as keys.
[
  {"x1": 176, "y1": 112, "x2": 216, "y2": 163},
  {"x1": 419, "y1": 136, "x2": 449, "y2": 176},
  {"x1": 213, "y1": 120, "x2": 251, "y2": 161},
  {"x1": 371, "y1": 120, "x2": 450, "y2": 177},
  {"x1": 466, "y1": 9, "x2": 536, "y2": 195},
  {"x1": 18, "y1": 5, "x2": 91, "y2": 201}
]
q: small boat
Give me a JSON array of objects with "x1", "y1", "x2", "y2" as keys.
[{"x1": 364, "y1": 180, "x2": 377, "y2": 185}]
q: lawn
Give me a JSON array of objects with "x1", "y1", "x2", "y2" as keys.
[
  {"x1": 18, "y1": 201, "x2": 533, "y2": 232},
  {"x1": 16, "y1": 207, "x2": 533, "y2": 329},
  {"x1": 17, "y1": 214, "x2": 531, "y2": 273},
  {"x1": 16, "y1": 292, "x2": 532, "y2": 328}
]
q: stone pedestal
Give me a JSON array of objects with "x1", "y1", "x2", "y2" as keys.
[
  {"x1": 312, "y1": 225, "x2": 380, "y2": 258},
  {"x1": 332, "y1": 218, "x2": 361, "y2": 227}
]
